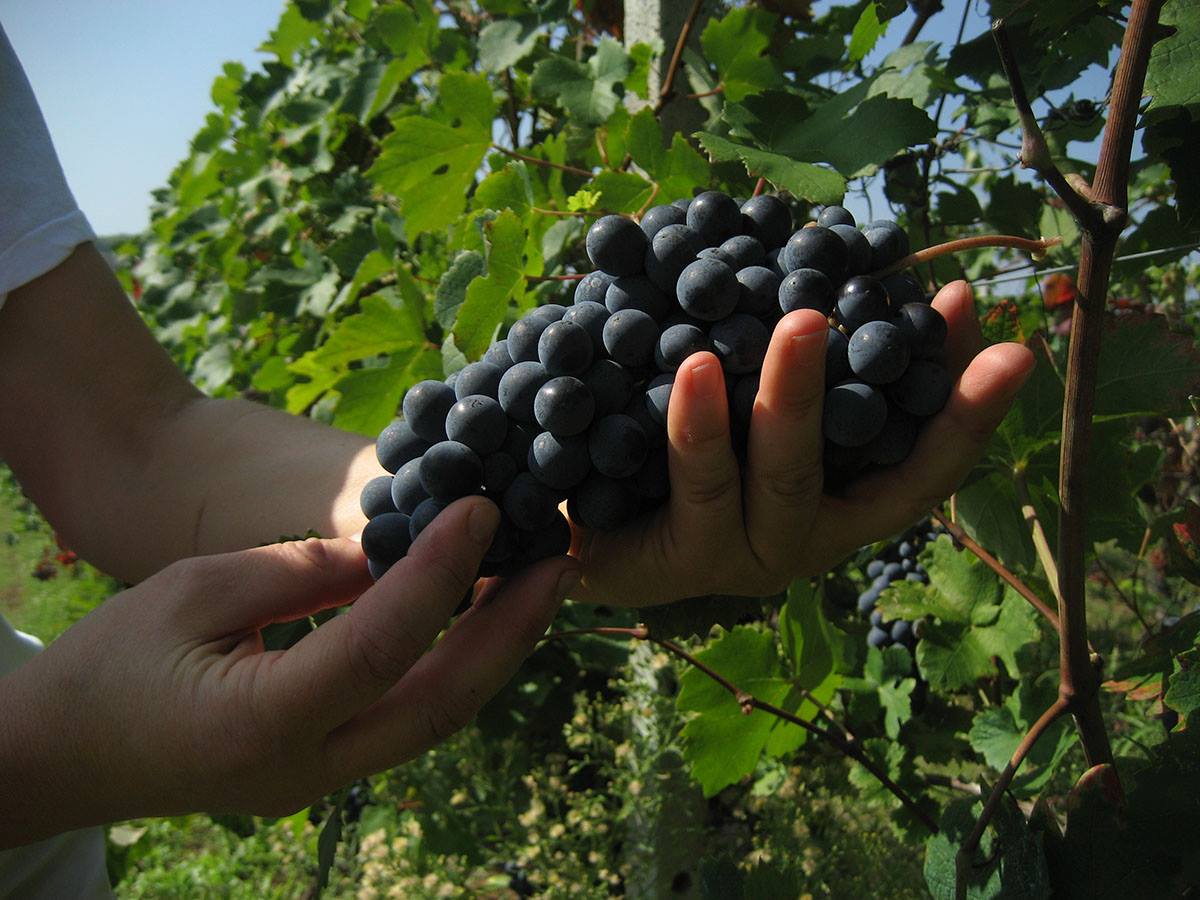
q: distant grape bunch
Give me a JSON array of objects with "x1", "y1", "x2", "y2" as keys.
[
  {"x1": 856, "y1": 520, "x2": 945, "y2": 651},
  {"x1": 359, "y1": 192, "x2": 952, "y2": 582}
]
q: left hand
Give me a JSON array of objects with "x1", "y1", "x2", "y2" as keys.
[{"x1": 568, "y1": 280, "x2": 1034, "y2": 606}]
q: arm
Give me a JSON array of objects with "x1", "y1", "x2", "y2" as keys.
[{"x1": 0, "y1": 242, "x2": 382, "y2": 582}]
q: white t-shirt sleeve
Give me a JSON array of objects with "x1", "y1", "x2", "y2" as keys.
[{"x1": 0, "y1": 21, "x2": 96, "y2": 310}]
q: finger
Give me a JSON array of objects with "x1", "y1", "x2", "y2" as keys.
[
  {"x1": 932, "y1": 280, "x2": 983, "y2": 377},
  {"x1": 168, "y1": 538, "x2": 373, "y2": 640},
  {"x1": 741, "y1": 309, "x2": 828, "y2": 575},
  {"x1": 808, "y1": 341, "x2": 1035, "y2": 566},
  {"x1": 262, "y1": 496, "x2": 499, "y2": 730},
  {"x1": 664, "y1": 351, "x2": 744, "y2": 574},
  {"x1": 324, "y1": 555, "x2": 577, "y2": 778}
]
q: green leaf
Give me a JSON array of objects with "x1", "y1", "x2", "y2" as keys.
[
  {"x1": 700, "y1": 7, "x2": 781, "y2": 103},
  {"x1": 587, "y1": 171, "x2": 654, "y2": 214},
  {"x1": 625, "y1": 40, "x2": 659, "y2": 100},
  {"x1": 316, "y1": 791, "x2": 345, "y2": 892},
  {"x1": 478, "y1": 17, "x2": 540, "y2": 73},
  {"x1": 917, "y1": 595, "x2": 1040, "y2": 692},
  {"x1": 849, "y1": 3, "x2": 889, "y2": 63},
  {"x1": 454, "y1": 210, "x2": 527, "y2": 359},
  {"x1": 434, "y1": 250, "x2": 486, "y2": 331},
  {"x1": 627, "y1": 109, "x2": 710, "y2": 201},
  {"x1": 925, "y1": 796, "x2": 1052, "y2": 900},
  {"x1": 954, "y1": 473, "x2": 1038, "y2": 573},
  {"x1": 695, "y1": 132, "x2": 845, "y2": 204},
  {"x1": 1164, "y1": 649, "x2": 1200, "y2": 725},
  {"x1": 779, "y1": 580, "x2": 835, "y2": 686},
  {"x1": 259, "y1": 3, "x2": 322, "y2": 64},
  {"x1": 530, "y1": 38, "x2": 630, "y2": 126},
  {"x1": 474, "y1": 161, "x2": 535, "y2": 218},
  {"x1": 332, "y1": 346, "x2": 443, "y2": 436},
  {"x1": 1144, "y1": 0, "x2": 1200, "y2": 120},
  {"x1": 1094, "y1": 314, "x2": 1200, "y2": 418},
  {"x1": 968, "y1": 704, "x2": 1073, "y2": 797},
  {"x1": 640, "y1": 593, "x2": 783, "y2": 640}
]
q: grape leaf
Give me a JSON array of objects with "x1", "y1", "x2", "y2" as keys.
[
  {"x1": 1094, "y1": 314, "x2": 1200, "y2": 418},
  {"x1": 779, "y1": 580, "x2": 836, "y2": 687},
  {"x1": 917, "y1": 594, "x2": 1040, "y2": 692},
  {"x1": 588, "y1": 170, "x2": 654, "y2": 214},
  {"x1": 259, "y1": 3, "x2": 322, "y2": 64},
  {"x1": 925, "y1": 796, "x2": 1052, "y2": 900},
  {"x1": 477, "y1": 17, "x2": 540, "y2": 73},
  {"x1": 454, "y1": 210, "x2": 527, "y2": 359},
  {"x1": 434, "y1": 250, "x2": 486, "y2": 330},
  {"x1": 1163, "y1": 648, "x2": 1200, "y2": 726},
  {"x1": 332, "y1": 346, "x2": 442, "y2": 436},
  {"x1": 530, "y1": 38, "x2": 630, "y2": 126},
  {"x1": 1144, "y1": 0, "x2": 1200, "y2": 120},
  {"x1": 953, "y1": 473, "x2": 1038, "y2": 574},
  {"x1": 849, "y1": 3, "x2": 889, "y2": 63},
  {"x1": 626, "y1": 109, "x2": 709, "y2": 202},
  {"x1": 695, "y1": 132, "x2": 846, "y2": 204},
  {"x1": 474, "y1": 161, "x2": 535, "y2": 218},
  {"x1": 699, "y1": 7, "x2": 781, "y2": 103},
  {"x1": 968, "y1": 704, "x2": 1073, "y2": 797}
]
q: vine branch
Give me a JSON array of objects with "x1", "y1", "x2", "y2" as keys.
[
  {"x1": 490, "y1": 145, "x2": 593, "y2": 179},
  {"x1": 654, "y1": 0, "x2": 706, "y2": 115},
  {"x1": 544, "y1": 626, "x2": 938, "y2": 833},
  {"x1": 871, "y1": 234, "x2": 1061, "y2": 279}
]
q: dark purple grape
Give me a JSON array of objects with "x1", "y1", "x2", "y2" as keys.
[
  {"x1": 574, "y1": 270, "x2": 617, "y2": 305},
  {"x1": 483, "y1": 339, "x2": 515, "y2": 373},
  {"x1": 376, "y1": 419, "x2": 431, "y2": 473},
  {"x1": 528, "y1": 432, "x2": 592, "y2": 490},
  {"x1": 816, "y1": 205, "x2": 855, "y2": 228},
  {"x1": 534, "y1": 376, "x2": 595, "y2": 437},
  {"x1": 835, "y1": 276, "x2": 889, "y2": 331},
  {"x1": 402, "y1": 381, "x2": 457, "y2": 443},
  {"x1": 408, "y1": 497, "x2": 448, "y2": 541},
  {"x1": 887, "y1": 360, "x2": 952, "y2": 417},
  {"x1": 602, "y1": 309, "x2": 658, "y2": 369},
  {"x1": 360, "y1": 475, "x2": 397, "y2": 519},
  {"x1": 367, "y1": 558, "x2": 390, "y2": 581},
  {"x1": 739, "y1": 195, "x2": 792, "y2": 248},
  {"x1": 823, "y1": 381, "x2": 887, "y2": 447},
  {"x1": 895, "y1": 303, "x2": 947, "y2": 359},
  {"x1": 644, "y1": 223, "x2": 704, "y2": 294},
  {"x1": 538, "y1": 320, "x2": 594, "y2": 377},
  {"x1": 778, "y1": 268, "x2": 835, "y2": 315},
  {"x1": 714, "y1": 235, "x2": 765, "y2": 271},
  {"x1": 826, "y1": 327, "x2": 851, "y2": 386},
  {"x1": 710, "y1": 313, "x2": 770, "y2": 374},
  {"x1": 882, "y1": 271, "x2": 927, "y2": 307},
  {"x1": 867, "y1": 626, "x2": 891, "y2": 649},
  {"x1": 644, "y1": 375, "x2": 674, "y2": 427},
  {"x1": 582, "y1": 358, "x2": 635, "y2": 416},
  {"x1": 686, "y1": 190, "x2": 741, "y2": 246},
  {"x1": 586, "y1": 215, "x2": 647, "y2": 276},
  {"x1": 656, "y1": 323, "x2": 710, "y2": 372},
  {"x1": 454, "y1": 362, "x2": 504, "y2": 401},
  {"x1": 765, "y1": 247, "x2": 787, "y2": 279},
  {"x1": 864, "y1": 221, "x2": 910, "y2": 270},
  {"x1": 639, "y1": 204, "x2": 687, "y2": 240},
  {"x1": 502, "y1": 472, "x2": 563, "y2": 531},
  {"x1": 500, "y1": 421, "x2": 536, "y2": 465},
  {"x1": 570, "y1": 474, "x2": 639, "y2": 530},
  {"x1": 445, "y1": 395, "x2": 508, "y2": 455},
  {"x1": 735, "y1": 266, "x2": 781, "y2": 320},
  {"x1": 391, "y1": 458, "x2": 427, "y2": 515},
  {"x1": 362, "y1": 512, "x2": 413, "y2": 568},
  {"x1": 530, "y1": 303, "x2": 567, "y2": 322},
  {"x1": 605, "y1": 275, "x2": 670, "y2": 321},
  {"x1": 848, "y1": 320, "x2": 911, "y2": 385},
  {"x1": 632, "y1": 447, "x2": 669, "y2": 500},
  {"x1": 518, "y1": 510, "x2": 573, "y2": 565},
  {"x1": 676, "y1": 257, "x2": 738, "y2": 322},
  {"x1": 498, "y1": 361, "x2": 550, "y2": 425},
  {"x1": 420, "y1": 441, "x2": 483, "y2": 500},
  {"x1": 588, "y1": 414, "x2": 648, "y2": 479},
  {"x1": 864, "y1": 408, "x2": 918, "y2": 466},
  {"x1": 482, "y1": 451, "x2": 519, "y2": 494},
  {"x1": 479, "y1": 521, "x2": 518, "y2": 576},
  {"x1": 829, "y1": 223, "x2": 871, "y2": 276},
  {"x1": 891, "y1": 620, "x2": 914, "y2": 643},
  {"x1": 507, "y1": 315, "x2": 552, "y2": 364},
  {"x1": 561, "y1": 300, "x2": 609, "y2": 351},
  {"x1": 782, "y1": 226, "x2": 848, "y2": 282},
  {"x1": 671, "y1": 198, "x2": 692, "y2": 212}
]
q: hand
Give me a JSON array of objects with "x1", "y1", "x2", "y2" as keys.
[
  {"x1": 569, "y1": 280, "x2": 1035, "y2": 606},
  {"x1": 0, "y1": 497, "x2": 578, "y2": 847}
]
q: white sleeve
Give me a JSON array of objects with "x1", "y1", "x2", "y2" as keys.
[{"x1": 0, "y1": 22, "x2": 96, "y2": 310}]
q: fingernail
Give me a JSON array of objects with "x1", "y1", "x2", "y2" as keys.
[
  {"x1": 555, "y1": 568, "x2": 581, "y2": 600},
  {"x1": 468, "y1": 501, "x2": 500, "y2": 544},
  {"x1": 691, "y1": 361, "x2": 721, "y2": 399}
]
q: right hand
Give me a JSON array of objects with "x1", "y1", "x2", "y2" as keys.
[{"x1": 0, "y1": 496, "x2": 577, "y2": 847}]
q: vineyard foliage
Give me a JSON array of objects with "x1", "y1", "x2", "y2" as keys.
[{"x1": 106, "y1": 0, "x2": 1200, "y2": 895}]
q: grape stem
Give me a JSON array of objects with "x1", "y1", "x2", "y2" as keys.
[
  {"x1": 543, "y1": 625, "x2": 938, "y2": 833},
  {"x1": 870, "y1": 234, "x2": 1063, "y2": 280},
  {"x1": 524, "y1": 273, "x2": 586, "y2": 283},
  {"x1": 654, "y1": 0, "x2": 706, "y2": 115},
  {"x1": 490, "y1": 145, "x2": 593, "y2": 179}
]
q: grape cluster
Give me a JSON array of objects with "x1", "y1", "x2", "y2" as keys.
[
  {"x1": 360, "y1": 192, "x2": 952, "y2": 581},
  {"x1": 855, "y1": 521, "x2": 943, "y2": 651}
]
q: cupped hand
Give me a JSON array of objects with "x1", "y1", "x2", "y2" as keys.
[
  {"x1": 569, "y1": 280, "x2": 1035, "y2": 606},
  {"x1": 2, "y1": 497, "x2": 577, "y2": 845}
]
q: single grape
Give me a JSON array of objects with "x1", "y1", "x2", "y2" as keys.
[
  {"x1": 847, "y1": 320, "x2": 911, "y2": 385},
  {"x1": 887, "y1": 360, "x2": 952, "y2": 417},
  {"x1": 570, "y1": 473, "x2": 639, "y2": 530},
  {"x1": 360, "y1": 475, "x2": 398, "y2": 519},
  {"x1": 605, "y1": 275, "x2": 671, "y2": 321},
  {"x1": 765, "y1": 247, "x2": 787, "y2": 279},
  {"x1": 867, "y1": 626, "x2": 891, "y2": 649},
  {"x1": 823, "y1": 381, "x2": 887, "y2": 447},
  {"x1": 864, "y1": 408, "x2": 917, "y2": 466},
  {"x1": 866, "y1": 559, "x2": 885, "y2": 579},
  {"x1": 507, "y1": 314, "x2": 553, "y2": 364},
  {"x1": 739, "y1": 195, "x2": 793, "y2": 248},
  {"x1": 445, "y1": 395, "x2": 508, "y2": 455},
  {"x1": 561, "y1": 300, "x2": 609, "y2": 351},
  {"x1": 645, "y1": 374, "x2": 674, "y2": 427},
  {"x1": 829, "y1": 223, "x2": 871, "y2": 276},
  {"x1": 857, "y1": 588, "x2": 880, "y2": 615},
  {"x1": 710, "y1": 313, "x2": 770, "y2": 374},
  {"x1": 479, "y1": 521, "x2": 519, "y2": 577},
  {"x1": 538, "y1": 319, "x2": 594, "y2": 377},
  {"x1": 391, "y1": 458, "x2": 427, "y2": 515},
  {"x1": 420, "y1": 441, "x2": 483, "y2": 500},
  {"x1": 454, "y1": 361, "x2": 504, "y2": 401},
  {"x1": 623, "y1": 392, "x2": 665, "y2": 448},
  {"x1": 895, "y1": 302, "x2": 947, "y2": 358},
  {"x1": 655, "y1": 323, "x2": 710, "y2": 372},
  {"x1": 376, "y1": 418, "x2": 431, "y2": 473},
  {"x1": 891, "y1": 620, "x2": 914, "y2": 643},
  {"x1": 530, "y1": 303, "x2": 567, "y2": 323},
  {"x1": 826, "y1": 326, "x2": 851, "y2": 386},
  {"x1": 534, "y1": 376, "x2": 595, "y2": 437},
  {"x1": 588, "y1": 414, "x2": 649, "y2": 479},
  {"x1": 483, "y1": 339, "x2": 515, "y2": 373},
  {"x1": 362, "y1": 512, "x2": 413, "y2": 568},
  {"x1": 715, "y1": 234, "x2": 765, "y2": 271},
  {"x1": 676, "y1": 257, "x2": 739, "y2": 322},
  {"x1": 782, "y1": 226, "x2": 848, "y2": 282},
  {"x1": 402, "y1": 380, "x2": 457, "y2": 443},
  {"x1": 518, "y1": 510, "x2": 574, "y2": 565},
  {"x1": 864, "y1": 221, "x2": 910, "y2": 270},
  {"x1": 528, "y1": 432, "x2": 592, "y2": 490},
  {"x1": 639, "y1": 204, "x2": 687, "y2": 240},
  {"x1": 644, "y1": 223, "x2": 704, "y2": 294},
  {"x1": 882, "y1": 271, "x2": 926, "y2": 307},
  {"x1": 816, "y1": 205, "x2": 855, "y2": 228},
  {"x1": 602, "y1": 308, "x2": 658, "y2": 369},
  {"x1": 671, "y1": 198, "x2": 692, "y2": 212},
  {"x1": 778, "y1": 268, "x2": 835, "y2": 315},
  {"x1": 582, "y1": 358, "x2": 635, "y2": 416},
  {"x1": 502, "y1": 472, "x2": 563, "y2": 531},
  {"x1": 367, "y1": 558, "x2": 389, "y2": 581},
  {"x1": 408, "y1": 496, "x2": 448, "y2": 541},
  {"x1": 574, "y1": 270, "x2": 617, "y2": 306},
  {"x1": 498, "y1": 361, "x2": 550, "y2": 425},
  {"x1": 686, "y1": 190, "x2": 741, "y2": 245},
  {"x1": 482, "y1": 451, "x2": 519, "y2": 494},
  {"x1": 735, "y1": 265, "x2": 781, "y2": 320},
  {"x1": 883, "y1": 561, "x2": 903, "y2": 581},
  {"x1": 835, "y1": 276, "x2": 889, "y2": 331},
  {"x1": 586, "y1": 214, "x2": 647, "y2": 276}
]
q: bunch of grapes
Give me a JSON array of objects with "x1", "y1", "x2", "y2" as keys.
[
  {"x1": 855, "y1": 520, "x2": 944, "y2": 651},
  {"x1": 359, "y1": 192, "x2": 953, "y2": 582}
]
